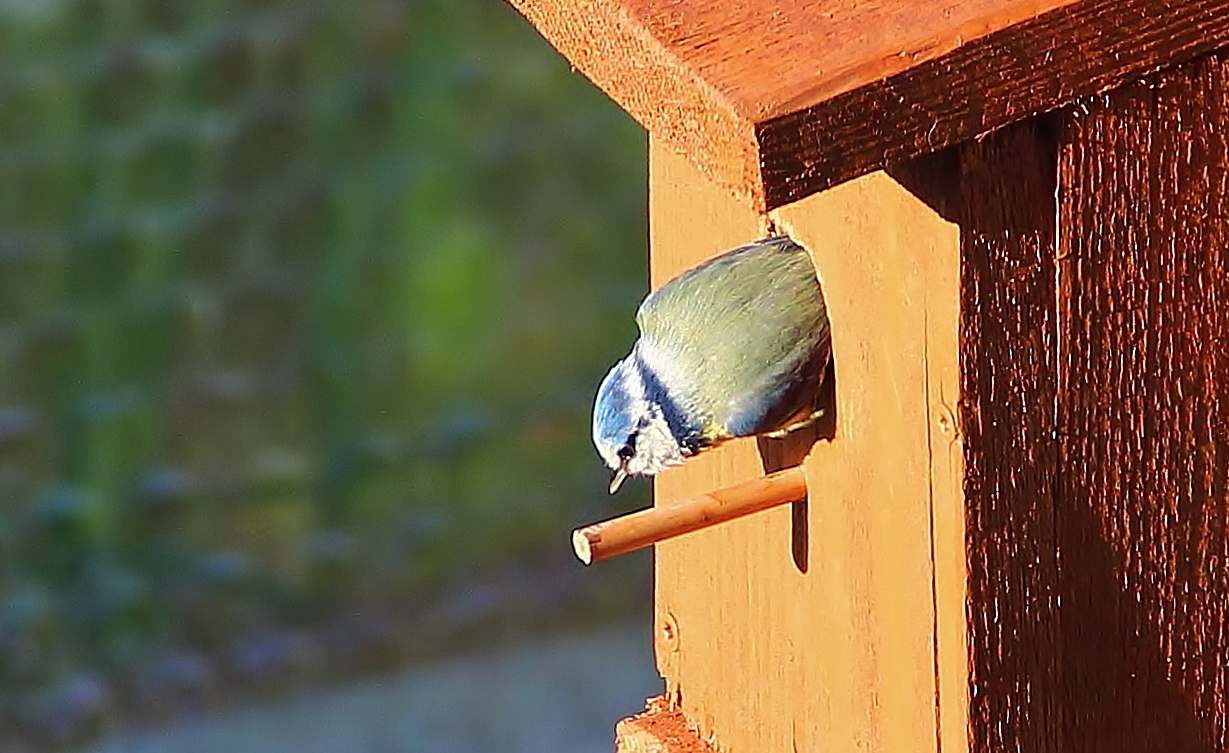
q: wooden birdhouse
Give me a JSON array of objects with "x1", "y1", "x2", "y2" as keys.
[{"x1": 509, "y1": 1, "x2": 1229, "y2": 751}]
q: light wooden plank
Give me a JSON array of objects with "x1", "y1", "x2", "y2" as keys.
[{"x1": 647, "y1": 139, "x2": 962, "y2": 753}]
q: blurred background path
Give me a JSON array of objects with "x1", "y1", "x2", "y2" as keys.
[{"x1": 82, "y1": 624, "x2": 659, "y2": 753}]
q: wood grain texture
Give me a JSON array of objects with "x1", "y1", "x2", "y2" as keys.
[
  {"x1": 615, "y1": 696, "x2": 716, "y2": 753},
  {"x1": 1054, "y1": 54, "x2": 1229, "y2": 751},
  {"x1": 647, "y1": 140, "x2": 964, "y2": 753},
  {"x1": 509, "y1": 0, "x2": 1229, "y2": 210},
  {"x1": 508, "y1": 0, "x2": 761, "y2": 206},
  {"x1": 573, "y1": 467, "x2": 806, "y2": 564},
  {"x1": 761, "y1": 0, "x2": 1229, "y2": 208},
  {"x1": 957, "y1": 54, "x2": 1229, "y2": 752},
  {"x1": 957, "y1": 119, "x2": 1063, "y2": 753}
]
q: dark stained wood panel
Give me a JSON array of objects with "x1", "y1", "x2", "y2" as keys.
[
  {"x1": 958, "y1": 53, "x2": 1229, "y2": 752},
  {"x1": 957, "y1": 119, "x2": 1063, "y2": 753},
  {"x1": 1055, "y1": 54, "x2": 1229, "y2": 751},
  {"x1": 509, "y1": 0, "x2": 1229, "y2": 210}
]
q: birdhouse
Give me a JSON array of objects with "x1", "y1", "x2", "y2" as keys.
[{"x1": 509, "y1": 1, "x2": 1229, "y2": 751}]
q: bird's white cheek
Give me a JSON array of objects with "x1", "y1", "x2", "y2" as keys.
[{"x1": 629, "y1": 418, "x2": 688, "y2": 476}]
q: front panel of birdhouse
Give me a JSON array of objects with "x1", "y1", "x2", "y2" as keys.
[{"x1": 648, "y1": 142, "x2": 967, "y2": 753}]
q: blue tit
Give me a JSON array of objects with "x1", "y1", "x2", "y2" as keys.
[{"x1": 593, "y1": 235, "x2": 831, "y2": 493}]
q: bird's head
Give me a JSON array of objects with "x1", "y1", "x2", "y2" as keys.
[{"x1": 592, "y1": 352, "x2": 691, "y2": 493}]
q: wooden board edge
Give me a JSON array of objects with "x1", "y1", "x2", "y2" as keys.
[
  {"x1": 758, "y1": 0, "x2": 1229, "y2": 208},
  {"x1": 752, "y1": 0, "x2": 1079, "y2": 122},
  {"x1": 920, "y1": 187, "x2": 971, "y2": 753},
  {"x1": 615, "y1": 696, "x2": 718, "y2": 753},
  {"x1": 506, "y1": 0, "x2": 765, "y2": 209}
]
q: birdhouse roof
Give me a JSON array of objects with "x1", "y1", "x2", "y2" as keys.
[{"x1": 510, "y1": 0, "x2": 1229, "y2": 209}]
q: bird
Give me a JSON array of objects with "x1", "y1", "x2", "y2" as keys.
[{"x1": 593, "y1": 235, "x2": 831, "y2": 493}]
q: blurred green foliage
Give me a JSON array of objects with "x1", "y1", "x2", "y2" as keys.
[{"x1": 0, "y1": 0, "x2": 648, "y2": 745}]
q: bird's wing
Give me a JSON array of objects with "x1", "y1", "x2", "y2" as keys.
[{"x1": 636, "y1": 237, "x2": 830, "y2": 438}]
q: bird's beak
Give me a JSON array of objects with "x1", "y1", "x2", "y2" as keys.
[{"x1": 609, "y1": 462, "x2": 630, "y2": 494}]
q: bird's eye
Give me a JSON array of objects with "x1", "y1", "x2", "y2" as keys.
[{"x1": 617, "y1": 433, "x2": 637, "y2": 460}]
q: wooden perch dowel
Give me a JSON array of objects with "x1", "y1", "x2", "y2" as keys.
[{"x1": 572, "y1": 466, "x2": 808, "y2": 565}]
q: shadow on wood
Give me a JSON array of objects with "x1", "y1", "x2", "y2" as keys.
[
  {"x1": 952, "y1": 57, "x2": 1229, "y2": 750},
  {"x1": 757, "y1": 356, "x2": 837, "y2": 574}
]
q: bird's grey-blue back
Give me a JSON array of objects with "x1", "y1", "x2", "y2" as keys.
[{"x1": 593, "y1": 236, "x2": 830, "y2": 490}]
